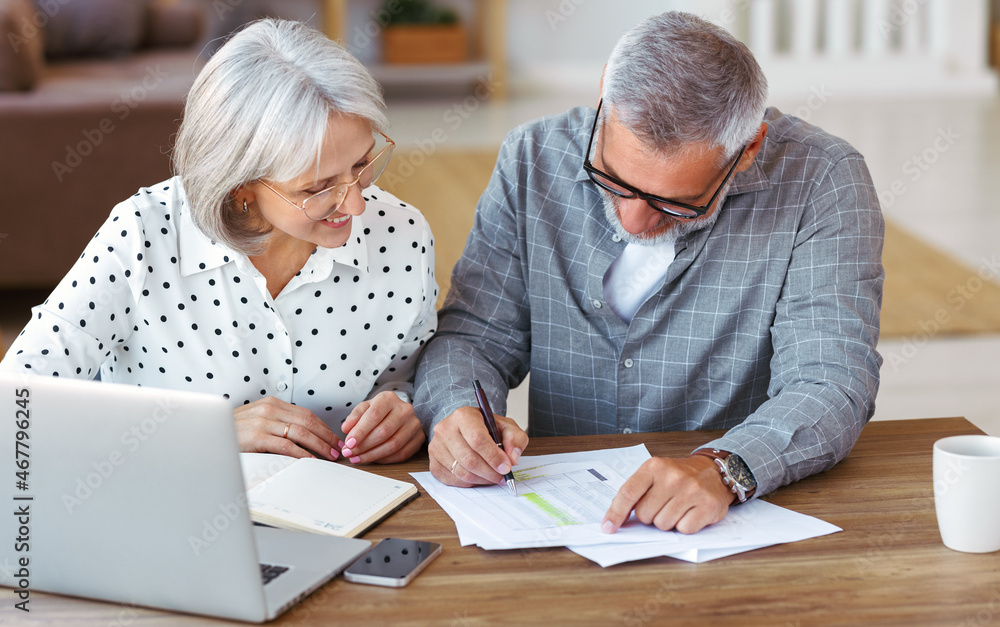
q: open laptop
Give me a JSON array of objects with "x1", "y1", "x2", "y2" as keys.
[{"x1": 0, "y1": 372, "x2": 371, "y2": 622}]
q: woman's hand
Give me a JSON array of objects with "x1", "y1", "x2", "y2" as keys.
[
  {"x1": 339, "y1": 391, "x2": 425, "y2": 464},
  {"x1": 234, "y1": 396, "x2": 341, "y2": 460}
]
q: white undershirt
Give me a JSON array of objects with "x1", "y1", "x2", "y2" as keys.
[{"x1": 602, "y1": 240, "x2": 677, "y2": 322}]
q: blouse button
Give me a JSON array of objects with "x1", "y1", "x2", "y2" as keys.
[
  {"x1": 277, "y1": 382, "x2": 288, "y2": 392},
  {"x1": 623, "y1": 358, "x2": 634, "y2": 368},
  {"x1": 593, "y1": 300, "x2": 602, "y2": 309}
]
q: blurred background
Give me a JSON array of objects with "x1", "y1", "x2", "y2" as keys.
[{"x1": 1, "y1": 0, "x2": 999, "y2": 435}]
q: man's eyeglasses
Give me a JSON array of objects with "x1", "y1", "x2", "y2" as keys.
[
  {"x1": 583, "y1": 100, "x2": 745, "y2": 220},
  {"x1": 258, "y1": 132, "x2": 395, "y2": 221}
]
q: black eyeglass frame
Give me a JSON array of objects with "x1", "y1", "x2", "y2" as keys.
[{"x1": 583, "y1": 99, "x2": 747, "y2": 220}]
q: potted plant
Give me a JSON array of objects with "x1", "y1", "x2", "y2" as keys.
[{"x1": 381, "y1": 0, "x2": 467, "y2": 65}]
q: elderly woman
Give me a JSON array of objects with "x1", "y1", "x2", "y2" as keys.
[{"x1": 0, "y1": 19, "x2": 437, "y2": 464}]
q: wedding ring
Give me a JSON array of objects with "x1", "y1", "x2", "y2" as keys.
[
  {"x1": 451, "y1": 460, "x2": 459, "y2": 474},
  {"x1": 281, "y1": 423, "x2": 290, "y2": 438}
]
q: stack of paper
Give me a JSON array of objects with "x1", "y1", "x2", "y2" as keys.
[{"x1": 410, "y1": 445, "x2": 840, "y2": 566}]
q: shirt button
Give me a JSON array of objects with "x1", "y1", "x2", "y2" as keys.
[
  {"x1": 612, "y1": 234, "x2": 622, "y2": 243},
  {"x1": 593, "y1": 300, "x2": 602, "y2": 309},
  {"x1": 277, "y1": 382, "x2": 288, "y2": 392},
  {"x1": 624, "y1": 358, "x2": 634, "y2": 368},
  {"x1": 622, "y1": 427, "x2": 633, "y2": 434}
]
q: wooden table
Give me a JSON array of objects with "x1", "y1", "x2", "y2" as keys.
[{"x1": 9, "y1": 418, "x2": 999, "y2": 626}]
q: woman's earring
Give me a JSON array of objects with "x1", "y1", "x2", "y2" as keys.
[{"x1": 243, "y1": 200, "x2": 248, "y2": 213}]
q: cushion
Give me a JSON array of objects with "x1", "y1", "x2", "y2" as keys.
[
  {"x1": 40, "y1": 0, "x2": 147, "y2": 59},
  {"x1": 0, "y1": 0, "x2": 44, "y2": 91},
  {"x1": 144, "y1": 1, "x2": 203, "y2": 49}
]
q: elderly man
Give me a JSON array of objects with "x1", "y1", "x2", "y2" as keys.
[{"x1": 414, "y1": 11, "x2": 883, "y2": 534}]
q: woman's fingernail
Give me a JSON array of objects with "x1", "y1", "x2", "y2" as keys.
[
  {"x1": 601, "y1": 521, "x2": 615, "y2": 534},
  {"x1": 342, "y1": 448, "x2": 353, "y2": 457},
  {"x1": 350, "y1": 456, "x2": 361, "y2": 464},
  {"x1": 346, "y1": 437, "x2": 357, "y2": 449},
  {"x1": 338, "y1": 440, "x2": 345, "y2": 449},
  {"x1": 330, "y1": 448, "x2": 340, "y2": 459}
]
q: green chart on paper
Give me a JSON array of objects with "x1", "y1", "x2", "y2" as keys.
[
  {"x1": 522, "y1": 493, "x2": 580, "y2": 526},
  {"x1": 492, "y1": 462, "x2": 621, "y2": 529}
]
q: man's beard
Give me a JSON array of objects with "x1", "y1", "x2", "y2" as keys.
[{"x1": 600, "y1": 183, "x2": 730, "y2": 247}]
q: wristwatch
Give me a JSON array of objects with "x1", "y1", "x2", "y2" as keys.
[{"x1": 691, "y1": 448, "x2": 757, "y2": 503}]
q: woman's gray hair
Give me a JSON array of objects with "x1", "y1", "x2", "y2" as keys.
[
  {"x1": 601, "y1": 11, "x2": 768, "y2": 165},
  {"x1": 173, "y1": 19, "x2": 388, "y2": 254}
]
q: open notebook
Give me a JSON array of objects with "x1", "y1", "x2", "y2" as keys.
[{"x1": 241, "y1": 454, "x2": 419, "y2": 538}]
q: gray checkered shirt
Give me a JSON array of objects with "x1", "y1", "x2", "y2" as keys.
[{"x1": 413, "y1": 106, "x2": 883, "y2": 497}]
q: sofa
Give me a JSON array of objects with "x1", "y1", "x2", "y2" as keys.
[{"x1": 0, "y1": 0, "x2": 206, "y2": 288}]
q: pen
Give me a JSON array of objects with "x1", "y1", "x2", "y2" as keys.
[{"x1": 473, "y1": 379, "x2": 518, "y2": 496}]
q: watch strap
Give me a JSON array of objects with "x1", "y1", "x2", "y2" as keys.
[{"x1": 691, "y1": 448, "x2": 756, "y2": 503}]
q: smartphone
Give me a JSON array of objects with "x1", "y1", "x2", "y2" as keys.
[{"x1": 342, "y1": 538, "x2": 442, "y2": 587}]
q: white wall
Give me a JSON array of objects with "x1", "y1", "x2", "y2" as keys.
[
  {"x1": 505, "y1": 0, "x2": 997, "y2": 99},
  {"x1": 505, "y1": 0, "x2": 687, "y2": 96}
]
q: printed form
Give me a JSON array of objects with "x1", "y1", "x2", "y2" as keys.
[{"x1": 411, "y1": 445, "x2": 841, "y2": 566}]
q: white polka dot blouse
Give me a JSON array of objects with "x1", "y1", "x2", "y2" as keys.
[{"x1": 0, "y1": 177, "x2": 439, "y2": 433}]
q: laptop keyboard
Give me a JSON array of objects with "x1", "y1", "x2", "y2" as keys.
[{"x1": 260, "y1": 563, "x2": 290, "y2": 585}]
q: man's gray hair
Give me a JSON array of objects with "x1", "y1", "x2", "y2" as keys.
[
  {"x1": 602, "y1": 11, "x2": 768, "y2": 164},
  {"x1": 173, "y1": 19, "x2": 389, "y2": 254}
]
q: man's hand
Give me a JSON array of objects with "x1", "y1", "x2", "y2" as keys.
[
  {"x1": 601, "y1": 455, "x2": 734, "y2": 535},
  {"x1": 234, "y1": 397, "x2": 340, "y2": 460},
  {"x1": 428, "y1": 406, "x2": 529, "y2": 487},
  {"x1": 339, "y1": 391, "x2": 426, "y2": 464}
]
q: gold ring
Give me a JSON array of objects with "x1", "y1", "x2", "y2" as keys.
[
  {"x1": 282, "y1": 423, "x2": 290, "y2": 438},
  {"x1": 450, "y1": 460, "x2": 458, "y2": 474}
]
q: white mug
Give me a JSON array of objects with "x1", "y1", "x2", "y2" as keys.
[{"x1": 933, "y1": 435, "x2": 1000, "y2": 553}]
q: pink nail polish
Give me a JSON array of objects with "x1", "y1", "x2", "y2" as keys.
[
  {"x1": 346, "y1": 437, "x2": 357, "y2": 449},
  {"x1": 350, "y1": 456, "x2": 361, "y2": 464},
  {"x1": 330, "y1": 448, "x2": 339, "y2": 459},
  {"x1": 342, "y1": 448, "x2": 353, "y2": 457},
  {"x1": 338, "y1": 440, "x2": 345, "y2": 449}
]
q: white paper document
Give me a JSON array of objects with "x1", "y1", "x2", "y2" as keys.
[{"x1": 410, "y1": 445, "x2": 841, "y2": 566}]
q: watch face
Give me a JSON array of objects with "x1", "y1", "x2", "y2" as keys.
[{"x1": 725, "y1": 455, "x2": 757, "y2": 490}]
